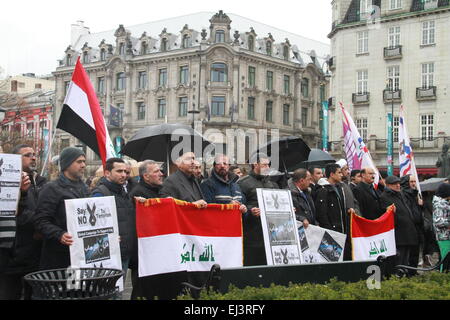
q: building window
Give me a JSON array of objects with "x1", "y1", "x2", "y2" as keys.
[
  {"x1": 248, "y1": 66, "x2": 256, "y2": 88},
  {"x1": 422, "y1": 21, "x2": 435, "y2": 46},
  {"x1": 211, "y1": 96, "x2": 225, "y2": 116},
  {"x1": 138, "y1": 71, "x2": 147, "y2": 89},
  {"x1": 247, "y1": 97, "x2": 255, "y2": 120},
  {"x1": 182, "y1": 34, "x2": 190, "y2": 48},
  {"x1": 356, "y1": 118, "x2": 368, "y2": 141},
  {"x1": 266, "y1": 71, "x2": 273, "y2": 91},
  {"x1": 320, "y1": 85, "x2": 326, "y2": 102},
  {"x1": 388, "y1": 26, "x2": 401, "y2": 48},
  {"x1": 179, "y1": 97, "x2": 188, "y2": 117},
  {"x1": 100, "y1": 49, "x2": 106, "y2": 61},
  {"x1": 301, "y1": 78, "x2": 309, "y2": 97},
  {"x1": 283, "y1": 46, "x2": 289, "y2": 60},
  {"x1": 161, "y1": 38, "x2": 168, "y2": 52},
  {"x1": 357, "y1": 31, "x2": 369, "y2": 54},
  {"x1": 421, "y1": 62, "x2": 434, "y2": 88},
  {"x1": 266, "y1": 101, "x2": 273, "y2": 123},
  {"x1": 158, "y1": 68, "x2": 167, "y2": 87},
  {"x1": 420, "y1": 114, "x2": 434, "y2": 141},
  {"x1": 360, "y1": 0, "x2": 372, "y2": 16},
  {"x1": 389, "y1": 0, "x2": 402, "y2": 10},
  {"x1": 357, "y1": 70, "x2": 368, "y2": 94},
  {"x1": 387, "y1": 66, "x2": 400, "y2": 91},
  {"x1": 119, "y1": 43, "x2": 125, "y2": 56},
  {"x1": 284, "y1": 75, "x2": 290, "y2": 95},
  {"x1": 248, "y1": 35, "x2": 254, "y2": 51},
  {"x1": 211, "y1": 63, "x2": 228, "y2": 82},
  {"x1": 301, "y1": 107, "x2": 308, "y2": 127},
  {"x1": 179, "y1": 66, "x2": 189, "y2": 85},
  {"x1": 97, "y1": 77, "x2": 105, "y2": 94},
  {"x1": 283, "y1": 104, "x2": 290, "y2": 125},
  {"x1": 157, "y1": 99, "x2": 166, "y2": 118},
  {"x1": 215, "y1": 30, "x2": 225, "y2": 43},
  {"x1": 266, "y1": 41, "x2": 272, "y2": 56},
  {"x1": 66, "y1": 54, "x2": 72, "y2": 66},
  {"x1": 141, "y1": 42, "x2": 148, "y2": 55},
  {"x1": 393, "y1": 116, "x2": 399, "y2": 143},
  {"x1": 116, "y1": 72, "x2": 126, "y2": 90},
  {"x1": 82, "y1": 51, "x2": 89, "y2": 64},
  {"x1": 137, "y1": 102, "x2": 146, "y2": 120}
]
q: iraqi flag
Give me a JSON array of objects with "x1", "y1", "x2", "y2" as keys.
[
  {"x1": 351, "y1": 205, "x2": 396, "y2": 261},
  {"x1": 57, "y1": 57, "x2": 117, "y2": 167},
  {"x1": 136, "y1": 198, "x2": 243, "y2": 277}
]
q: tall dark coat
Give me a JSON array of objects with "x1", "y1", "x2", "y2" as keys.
[
  {"x1": 34, "y1": 174, "x2": 90, "y2": 270},
  {"x1": 314, "y1": 183, "x2": 348, "y2": 234},
  {"x1": 353, "y1": 182, "x2": 384, "y2": 220},
  {"x1": 379, "y1": 188, "x2": 419, "y2": 246},
  {"x1": 238, "y1": 171, "x2": 279, "y2": 266},
  {"x1": 288, "y1": 179, "x2": 316, "y2": 225},
  {"x1": 160, "y1": 169, "x2": 204, "y2": 202},
  {"x1": 400, "y1": 176, "x2": 425, "y2": 244}
]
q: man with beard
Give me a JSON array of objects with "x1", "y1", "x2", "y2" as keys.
[
  {"x1": 34, "y1": 147, "x2": 90, "y2": 270},
  {"x1": 200, "y1": 154, "x2": 247, "y2": 213},
  {"x1": 0, "y1": 144, "x2": 47, "y2": 299}
]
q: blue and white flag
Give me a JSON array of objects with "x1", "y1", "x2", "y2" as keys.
[{"x1": 109, "y1": 104, "x2": 122, "y2": 127}]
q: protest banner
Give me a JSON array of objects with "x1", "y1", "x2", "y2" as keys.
[
  {"x1": 298, "y1": 224, "x2": 347, "y2": 263},
  {"x1": 136, "y1": 198, "x2": 243, "y2": 277},
  {"x1": 257, "y1": 188, "x2": 303, "y2": 265},
  {"x1": 0, "y1": 153, "x2": 22, "y2": 248},
  {"x1": 65, "y1": 196, "x2": 123, "y2": 291}
]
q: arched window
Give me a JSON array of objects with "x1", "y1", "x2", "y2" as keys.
[
  {"x1": 119, "y1": 43, "x2": 125, "y2": 56},
  {"x1": 100, "y1": 49, "x2": 106, "y2": 61},
  {"x1": 182, "y1": 34, "x2": 190, "y2": 48},
  {"x1": 82, "y1": 51, "x2": 89, "y2": 64},
  {"x1": 266, "y1": 41, "x2": 272, "y2": 56},
  {"x1": 248, "y1": 35, "x2": 254, "y2": 51},
  {"x1": 141, "y1": 42, "x2": 148, "y2": 55},
  {"x1": 215, "y1": 30, "x2": 225, "y2": 43},
  {"x1": 211, "y1": 63, "x2": 228, "y2": 82},
  {"x1": 161, "y1": 38, "x2": 168, "y2": 52},
  {"x1": 283, "y1": 46, "x2": 289, "y2": 60}
]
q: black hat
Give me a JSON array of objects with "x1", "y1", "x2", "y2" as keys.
[
  {"x1": 385, "y1": 175, "x2": 401, "y2": 185},
  {"x1": 436, "y1": 183, "x2": 450, "y2": 199},
  {"x1": 59, "y1": 147, "x2": 85, "y2": 172}
]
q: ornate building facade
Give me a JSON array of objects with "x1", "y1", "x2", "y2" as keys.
[{"x1": 53, "y1": 11, "x2": 330, "y2": 173}]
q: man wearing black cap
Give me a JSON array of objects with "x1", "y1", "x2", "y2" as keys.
[
  {"x1": 34, "y1": 147, "x2": 90, "y2": 270},
  {"x1": 380, "y1": 176, "x2": 419, "y2": 267}
]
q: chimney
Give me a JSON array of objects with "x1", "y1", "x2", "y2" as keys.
[{"x1": 71, "y1": 20, "x2": 90, "y2": 47}]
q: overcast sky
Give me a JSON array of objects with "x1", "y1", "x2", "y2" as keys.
[{"x1": 0, "y1": 0, "x2": 331, "y2": 77}]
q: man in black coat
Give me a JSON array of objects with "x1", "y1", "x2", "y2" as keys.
[
  {"x1": 34, "y1": 147, "x2": 89, "y2": 270},
  {"x1": 353, "y1": 167, "x2": 384, "y2": 220},
  {"x1": 380, "y1": 176, "x2": 419, "y2": 267},
  {"x1": 129, "y1": 160, "x2": 164, "y2": 199},
  {"x1": 288, "y1": 169, "x2": 316, "y2": 228},
  {"x1": 308, "y1": 166, "x2": 324, "y2": 201},
  {"x1": 0, "y1": 145, "x2": 47, "y2": 300},
  {"x1": 238, "y1": 153, "x2": 279, "y2": 266}
]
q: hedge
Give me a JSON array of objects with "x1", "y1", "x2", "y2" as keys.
[{"x1": 178, "y1": 271, "x2": 450, "y2": 300}]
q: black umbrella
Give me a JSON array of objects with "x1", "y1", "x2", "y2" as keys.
[
  {"x1": 251, "y1": 136, "x2": 311, "y2": 173},
  {"x1": 300, "y1": 148, "x2": 336, "y2": 168},
  {"x1": 419, "y1": 177, "x2": 446, "y2": 192},
  {"x1": 121, "y1": 123, "x2": 212, "y2": 173}
]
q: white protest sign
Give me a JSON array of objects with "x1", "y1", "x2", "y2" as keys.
[
  {"x1": 257, "y1": 188, "x2": 303, "y2": 265},
  {"x1": 65, "y1": 196, "x2": 123, "y2": 291},
  {"x1": 297, "y1": 224, "x2": 347, "y2": 263},
  {"x1": 0, "y1": 154, "x2": 22, "y2": 217}
]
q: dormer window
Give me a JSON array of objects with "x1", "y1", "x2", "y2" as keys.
[
  {"x1": 66, "y1": 54, "x2": 72, "y2": 66},
  {"x1": 161, "y1": 38, "x2": 168, "y2": 52},
  {"x1": 266, "y1": 41, "x2": 272, "y2": 56},
  {"x1": 248, "y1": 35, "x2": 254, "y2": 51},
  {"x1": 119, "y1": 43, "x2": 125, "y2": 56},
  {"x1": 100, "y1": 49, "x2": 106, "y2": 61},
  {"x1": 82, "y1": 51, "x2": 89, "y2": 64},
  {"x1": 283, "y1": 45, "x2": 289, "y2": 60},
  {"x1": 182, "y1": 34, "x2": 190, "y2": 48},
  {"x1": 215, "y1": 30, "x2": 225, "y2": 43},
  {"x1": 141, "y1": 42, "x2": 148, "y2": 55}
]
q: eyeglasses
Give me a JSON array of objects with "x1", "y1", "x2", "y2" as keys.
[{"x1": 22, "y1": 153, "x2": 36, "y2": 158}]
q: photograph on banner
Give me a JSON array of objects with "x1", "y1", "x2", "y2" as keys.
[
  {"x1": 257, "y1": 188, "x2": 303, "y2": 265},
  {"x1": 0, "y1": 153, "x2": 22, "y2": 218},
  {"x1": 297, "y1": 224, "x2": 346, "y2": 264},
  {"x1": 65, "y1": 196, "x2": 123, "y2": 291}
]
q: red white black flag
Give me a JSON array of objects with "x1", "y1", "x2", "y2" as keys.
[{"x1": 57, "y1": 58, "x2": 117, "y2": 166}]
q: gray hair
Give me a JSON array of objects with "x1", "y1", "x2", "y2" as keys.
[{"x1": 139, "y1": 160, "x2": 157, "y2": 177}]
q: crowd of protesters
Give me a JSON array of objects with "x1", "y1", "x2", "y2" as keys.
[{"x1": 0, "y1": 144, "x2": 449, "y2": 300}]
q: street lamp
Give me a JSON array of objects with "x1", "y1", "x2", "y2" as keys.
[
  {"x1": 386, "y1": 78, "x2": 395, "y2": 176},
  {"x1": 187, "y1": 108, "x2": 200, "y2": 129}
]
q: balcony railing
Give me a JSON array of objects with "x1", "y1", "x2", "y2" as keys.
[
  {"x1": 384, "y1": 46, "x2": 402, "y2": 60},
  {"x1": 352, "y1": 92, "x2": 370, "y2": 104},
  {"x1": 424, "y1": 0, "x2": 438, "y2": 10},
  {"x1": 416, "y1": 86, "x2": 437, "y2": 100},
  {"x1": 383, "y1": 89, "x2": 402, "y2": 103}
]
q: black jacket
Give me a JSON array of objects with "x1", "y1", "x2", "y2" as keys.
[
  {"x1": 400, "y1": 176, "x2": 425, "y2": 244},
  {"x1": 314, "y1": 182, "x2": 348, "y2": 234},
  {"x1": 34, "y1": 174, "x2": 90, "y2": 270},
  {"x1": 160, "y1": 169, "x2": 204, "y2": 202},
  {"x1": 200, "y1": 170, "x2": 245, "y2": 205},
  {"x1": 129, "y1": 179, "x2": 162, "y2": 199},
  {"x1": 379, "y1": 188, "x2": 419, "y2": 246},
  {"x1": 92, "y1": 177, "x2": 136, "y2": 261},
  {"x1": 353, "y1": 182, "x2": 384, "y2": 220},
  {"x1": 288, "y1": 179, "x2": 316, "y2": 225}
]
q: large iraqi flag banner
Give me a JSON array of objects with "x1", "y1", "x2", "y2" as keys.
[
  {"x1": 351, "y1": 205, "x2": 397, "y2": 261},
  {"x1": 136, "y1": 198, "x2": 243, "y2": 277}
]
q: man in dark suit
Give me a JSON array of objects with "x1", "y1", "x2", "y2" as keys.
[
  {"x1": 288, "y1": 169, "x2": 316, "y2": 228},
  {"x1": 352, "y1": 167, "x2": 384, "y2": 220},
  {"x1": 160, "y1": 152, "x2": 207, "y2": 207}
]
